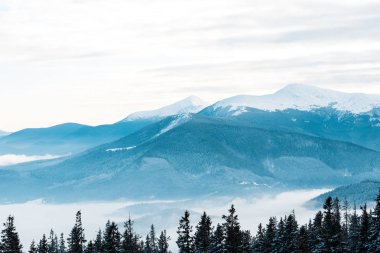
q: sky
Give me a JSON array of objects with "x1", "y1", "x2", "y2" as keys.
[{"x1": 1, "y1": 0, "x2": 380, "y2": 131}]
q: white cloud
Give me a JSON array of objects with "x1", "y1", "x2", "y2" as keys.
[
  {"x1": 0, "y1": 0, "x2": 380, "y2": 131},
  {"x1": 0, "y1": 154, "x2": 61, "y2": 167}
]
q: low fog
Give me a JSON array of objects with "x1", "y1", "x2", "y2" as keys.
[{"x1": 0, "y1": 189, "x2": 328, "y2": 250}]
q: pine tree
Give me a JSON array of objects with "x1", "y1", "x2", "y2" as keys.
[
  {"x1": 253, "y1": 223, "x2": 264, "y2": 253},
  {"x1": 263, "y1": 217, "x2": 276, "y2": 253},
  {"x1": 39, "y1": 234, "x2": 49, "y2": 253},
  {"x1": 29, "y1": 240, "x2": 38, "y2": 253},
  {"x1": 85, "y1": 241, "x2": 94, "y2": 253},
  {"x1": 93, "y1": 230, "x2": 102, "y2": 253},
  {"x1": 240, "y1": 230, "x2": 252, "y2": 253},
  {"x1": 157, "y1": 230, "x2": 170, "y2": 253},
  {"x1": 368, "y1": 189, "x2": 380, "y2": 252},
  {"x1": 67, "y1": 211, "x2": 86, "y2": 253},
  {"x1": 103, "y1": 221, "x2": 121, "y2": 253},
  {"x1": 321, "y1": 197, "x2": 334, "y2": 253},
  {"x1": 122, "y1": 218, "x2": 142, "y2": 253},
  {"x1": 349, "y1": 204, "x2": 360, "y2": 253},
  {"x1": 222, "y1": 205, "x2": 242, "y2": 253},
  {"x1": 298, "y1": 225, "x2": 311, "y2": 253},
  {"x1": 273, "y1": 218, "x2": 286, "y2": 253},
  {"x1": 194, "y1": 212, "x2": 212, "y2": 253},
  {"x1": 48, "y1": 230, "x2": 59, "y2": 253},
  {"x1": 358, "y1": 204, "x2": 370, "y2": 253},
  {"x1": 144, "y1": 235, "x2": 152, "y2": 253},
  {"x1": 283, "y1": 213, "x2": 298, "y2": 252},
  {"x1": 59, "y1": 233, "x2": 66, "y2": 253},
  {"x1": 0, "y1": 215, "x2": 23, "y2": 253},
  {"x1": 310, "y1": 211, "x2": 324, "y2": 253},
  {"x1": 176, "y1": 210, "x2": 195, "y2": 253},
  {"x1": 208, "y1": 224, "x2": 224, "y2": 253}
]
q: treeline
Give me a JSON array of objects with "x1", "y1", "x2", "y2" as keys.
[{"x1": 1, "y1": 192, "x2": 380, "y2": 253}]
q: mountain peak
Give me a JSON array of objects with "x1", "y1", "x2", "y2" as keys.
[
  {"x1": 123, "y1": 96, "x2": 208, "y2": 121},
  {"x1": 212, "y1": 84, "x2": 380, "y2": 114}
]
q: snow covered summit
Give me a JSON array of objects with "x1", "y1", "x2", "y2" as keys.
[
  {"x1": 212, "y1": 84, "x2": 380, "y2": 114},
  {"x1": 123, "y1": 96, "x2": 208, "y2": 121}
]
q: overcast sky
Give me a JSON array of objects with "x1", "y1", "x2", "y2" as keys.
[{"x1": 1, "y1": 0, "x2": 380, "y2": 131}]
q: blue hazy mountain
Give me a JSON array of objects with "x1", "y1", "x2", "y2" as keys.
[
  {"x1": 0, "y1": 121, "x2": 153, "y2": 155},
  {"x1": 309, "y1": 180, "x2": 380, "y2": 207},
  {"x1": 1, "y1": 114, "x2": 380, "y2": 202},
  {"x1": 0, "y1": 96, "x2": 207, "y2": 156}
]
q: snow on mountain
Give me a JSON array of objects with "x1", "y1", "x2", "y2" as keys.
[
  {"x1": 0, "y1": 130, "x2": 10, "y2": 137},
  {"x1": 212, "y1": 84, "x2": 380, "y2": 114},
  {"x1": 123, "y1": 96, "x2": 208, "y2": 121}
]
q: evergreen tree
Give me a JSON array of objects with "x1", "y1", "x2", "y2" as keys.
[
  {"x1": 298, "y1": 225, "x2": 311, "y2": 253},
  {"x1": 85, "y1": 241, "x2": 94, "y2": 253},
  {"x1": 144, "y1": 235, "x2": 152, "y2": 253},
  {"x1": 93, "y1": 230, "x2": 102, "y2": 253},
  {"x1": 194, "y1": 212, "x2": 212, "y2": 253},
  {"x1": 320, "y1": 197, "x2": 336, "y2": 253},
  {"x1": 222, "y1": 205, "x2": 242, "y2": 253},
  {"x1": 146, "y1": 225, "x2": 157, "y2": 253},
  {"x1": 310, "y1": 211, "x2": 324, "y2": 253},
  {"x1": 348, "y1": 204, "x2": 360, "y2": 253},
  {"x1": 67, "y1": 211, "x2": 86, "y2": 253},
  {"x1": 358, "y1": 204, "x2": 370, "y2": 253},
  {"x1": 283, "y1": 213, "x2": 298, "y2": 252},
  {"x1": 263, "y1": 217, "x2": 276, "y2": 253},
  {"x1": 29, "y1": 240, "x2": 38, "y2": 253},
  {"x1": 122, "y1": 218, "x2": 142, "y2": 253},
  {"x1": 253, "y1": 223, "x2": 264, "y2": 253},
  {"x1": 157, "y1": 230, "x2": 170, "y2": 253},
  {"x1": 240, "y1": 230, "x2": 252, "y2": 253},
  {"x1": 368, "y1": 189, "x2": 380, "y2": 252},
  {"x1": 208, "y1": 224, "x2": 224, "y2": 253},
  {"x1": 59, "y1": 233, "x2": 66, "y2": 253},
  {"x1": 176, "y1": 210, "x2": 194, "y2": 253},
  {"x1": 273, "y1": 218, "x2": 286, "y2": 253},
  {"x1": 39, "y1": 234, "x2": 49, "y2": 253},
  {"x1": 103, "y1": 221, "x2": 121, "y2": 253},
  {"x1": 48, "y1": 230, "x2": 59, "y2": 253},
  {"x1": 0, "y1": 216, "x2": 23, "y2": 253}
]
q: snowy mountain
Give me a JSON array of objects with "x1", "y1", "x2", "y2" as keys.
[
  {"x1": 208, "y1": 84, "x2": 380, "y2": 115},
  {"x1": 123, "y1": 96, "x2": 208, "y2": 121},
  {"x1": 0, "y1": 130, "x2": 10, "y2": 137},
  {"x1": 1, "y1": 114, "x2": 380, "y2": 202}
]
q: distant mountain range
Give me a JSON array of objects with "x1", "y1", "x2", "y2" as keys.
[
  {"x1": 1, "y1": 84, "x2": 380, "y2": 202},
  {"x1": 309, "y1": 180, "x2": 380, "y2": 207},
  {"x1": 0, "y1": 96, "x2": 206, "y2": 155}
]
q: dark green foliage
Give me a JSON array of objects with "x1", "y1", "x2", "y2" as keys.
[
  {"x1": 0, "y1": 216, "x2": 22, "y2": 253},
  {"x1": 157, "y1": 230, "x2": 170, "y2": 253},
  {"x1": 121, "y1": 219, "x2": 142, "y2": 253},
  {"x1": 67, "y1": 211, "x2": 86, "y2": 253},
  {"x1": 208, "y1": 224, "x2": 224, "y2": 253},
  {"x1": 368, "y1": 190, "x2": 380, "y2": 252},
  {"x1": 298, "y1": 225, "x2": 311, "y2": 253},
  {"x1": 39, "y1": 235, "x2": 48, "y2": 253},
  {"x1": 29, "y1": 241, "x2": 37, "y2": 253},
  {"x1": 222, "y1": 205, "x2": 242, "y2": 253},
  {"x1": 59, "y1": 233, "x2": 66, "y2": 253},
  {"x1": 359, "y1": 204, "x2": 370, "y2": 253},
  {"x1": 176, "y1": 211, "x2": 194, "y2": 253},
  {"x1": 194, "y1": 212, "x2": 212, "y2": 253},
  {"x1": 103, "y1": 221, "x2": 121, "y2": 253},
  {"x1": 93, "y1": 230, "x2": 102, "y2": 253},
  {"x1": 263, "y1": 217, "x2": 276, "y2": 253}
]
